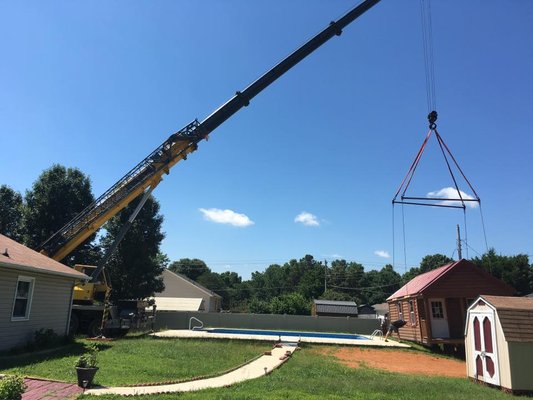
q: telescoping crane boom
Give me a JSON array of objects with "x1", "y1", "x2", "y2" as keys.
[{"x1": 41, "y1": 0, "x2": 380, "y2": 265}]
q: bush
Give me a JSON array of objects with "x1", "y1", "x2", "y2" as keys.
[
  {"x1": 0, "y1": 375, "x2": 26, "y2": 400},
  {"x1": 34, "y1": 328, "x2": 60, "y2": 348}
]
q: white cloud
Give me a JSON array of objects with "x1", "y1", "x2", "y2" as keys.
[
  {"x1": 374, "y1": 250, "x2": 390, "y2": 259},
  {"x1": 427, "y1": 187, "x2": 478, "y2": 209},
  {"x1": 294, "y1": 212, "x2": 320, "y2": 226},
  {"x1": 199, "y1": 208, "x2": 254, "y2": 227}
]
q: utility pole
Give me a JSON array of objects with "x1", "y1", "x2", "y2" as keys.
[{"x1": 457, "y1": 224, "x2": 463, "y2": 260}]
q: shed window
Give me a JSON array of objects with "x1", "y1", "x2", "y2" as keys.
[
  {"x1": 12, "y1": 276, "x2": 35, "y2": 320},
  {"x1": 431, "y1": 301, "x2": 444, "y2": 319},
  {"x1": 396, "y1": 301, "x2": 403, "y2": 320},
  {"x1": 409, "y1": 300, "x2": 416, "y2": 325}
]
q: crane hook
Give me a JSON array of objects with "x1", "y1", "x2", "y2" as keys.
[{"x1": 428, "y1": 110, "x2": 438, "y2": 130}]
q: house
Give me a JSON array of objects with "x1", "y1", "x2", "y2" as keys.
[
  {"x1": 154, "y1": 269, "x2": 222, "y2": 312},
  {"x1": 386, "y1": 259, "x2": 515, "y2": 348},
  {"x1": 311, "y1": 300, "x2": 358, "y2": 317},
  {"x1": 0, "y1": 234, "x2": 88, "y2": 352},
  {"x1": 357, "y1": 304, "x2": 377, "y2": 319},
  {"x1": 465, "y1": 295, "x2": 533, "y2": 393},
  {"x1": 372, "y1": 302, "x2": 390, "y2": 319}
]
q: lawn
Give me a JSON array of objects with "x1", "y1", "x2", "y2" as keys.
[
  {"x1": 79, "y1": 345, "x2": 512, "y2": 400},
  {"x1": 0, "y1": 336, "x2": 268, "y2": 386},
  {"x1": 1, "y1": 337, "x2": 514, "y2": 399}
]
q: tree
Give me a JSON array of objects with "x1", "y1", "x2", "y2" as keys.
[
  {"x1": 248, "y1": 297, "x2": 271, "y2": 314},
  {"x1": 102, "y1": 194, "x2": 166, "y2": 300},
  {"x1": 196, "y1": 271, "x2": 225, "y2": 294},
  {"x1": 23, "y1": 165, "x2": 98, "y2": 265},
  {"x1": 360, "y1": 264, "x2": 401, "y2": 305},
  {"x1": 168, "y1": 258, "x2": 210, "y2": 280},
  {"x1": 402, "y1": 267, "x2": 421, "y2": 284},
  {"x1": 319, "y1": 289, "x2": 353, "y2": 301},
  {"x1": 419, "y1": 254, "x2": 453, "y2": 273},
  {"x1": 0, "y1": 185, "x2": 24, "y2": 241},
  {"x1": 269, "y1": 293, "x2": 311, "y2": 315},
  {"x1": 471, "y1": 249, "x2": 532, "y2": 296}
]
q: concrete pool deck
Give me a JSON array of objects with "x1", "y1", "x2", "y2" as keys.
[
  {"x1": 152, "y1": 329, "x2": 410, "y2": 348},
  {"x1": 84, "y1": 343, "x2": 297, "y2": 396}
]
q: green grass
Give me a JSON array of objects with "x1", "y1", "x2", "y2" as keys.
[
  {"x1": 1, "y1": 337, "x2": 514, "y2": 399},
  {"x1": 79, "y1": 345, "x2": 513, "y2": 400},
  {"x1": 0, "y1": 336, "x2": 268, "y2": 386}
]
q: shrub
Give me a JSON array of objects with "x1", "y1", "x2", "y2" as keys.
[
  {"x1": 34, "y1": 328, "x2": 60, "y2": 348},
  {"x1": 0, "y1": 375, "x2": 26, "y2": 400}
]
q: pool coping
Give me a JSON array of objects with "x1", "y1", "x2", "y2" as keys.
[{"x1": 152, "y1": 329, "x2": 410, "y2": 348}]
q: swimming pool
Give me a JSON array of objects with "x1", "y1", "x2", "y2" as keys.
[{"x1": 200, "y1": 328, "x2": 369, "y2": 341}]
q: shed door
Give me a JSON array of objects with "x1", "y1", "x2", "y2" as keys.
[
  {"x1": 429, "y1": 298, "x2": 449, "y2": 338},
  {"x1": 471, "y1": 313, "x2": 500, "y2": 386}
]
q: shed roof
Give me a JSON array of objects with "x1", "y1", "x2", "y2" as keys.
[
  {"x1": 479, "y1": 295, "x2": 533, "y2": 342},
  {"x1": 152, "y1": 297, "x2": 203, "y2": 311},
  {"x1": 387, "y1": 259, "x2": 514, "y2": 301},
  {"x1": 313, "y1": 299, "x2": 358, "y2": 315},
  {"x1": 0, "y1": 234, "x2": 87, "y2": 280},
  {"x1": 161, "y1": 269, "x2": 222, "y2": 298},
  {"x1": 387, "y1": 261, "x2": 456, "y2": 300}
]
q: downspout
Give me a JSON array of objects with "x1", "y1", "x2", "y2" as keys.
[{"x1": 65, "y1": 280, "x2": 75, "y2": 336}]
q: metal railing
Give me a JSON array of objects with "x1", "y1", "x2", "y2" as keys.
[
  {"x1": 189, "y1": 317, "x2": 204, "y2": 331},
  {"x1": 370, "y1": 329, "x2": 384, "y2": 340}
]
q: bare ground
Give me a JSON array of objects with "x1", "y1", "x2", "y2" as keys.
[{"x1": 319, "y1": 346, "x2": 466, "y2": 378}]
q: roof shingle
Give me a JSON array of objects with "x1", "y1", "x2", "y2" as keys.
[{"x1": 0, "y1": 234, "x2": 87, "y2": 279}]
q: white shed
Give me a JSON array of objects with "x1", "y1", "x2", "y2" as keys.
[{"x1": 465, "y1": 295, "x2": 533, "y2": 394}]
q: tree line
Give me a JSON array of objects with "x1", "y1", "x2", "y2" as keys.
[
  {"x1": 2, "y1": 164, "x2": 532, "y2": 314},
  {"x1": 1, "y1": 165, "x2": 166, "y2": 301}
]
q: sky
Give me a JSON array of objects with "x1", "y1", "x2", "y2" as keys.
[{"x1": 1, "y1": 1, "x2": 532, "y2": 280}]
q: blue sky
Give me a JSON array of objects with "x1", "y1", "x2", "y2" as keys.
[{"x1": 1, "y1": 1, "x2": 532, "y2": 279}]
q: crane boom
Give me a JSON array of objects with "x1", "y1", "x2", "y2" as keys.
[{"x1": 40, "y1": 0, "x2": 380, "y2": 261}]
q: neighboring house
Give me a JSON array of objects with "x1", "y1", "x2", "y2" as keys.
[
  {"x1": 386, "y1": 259, "x2": 515, "y2": 347},
  {"x1": 465, "y1": 295, "x2": 533, "y2": 393},
  {"x1": 357, "y1": 304, "x2": 376, "y2": 319},
  {"x1": 312, "y1": 300, "x2": 358, "y2": 317},
  {"x1": 155, "y1": 269, "x2": 222, "y2": 312},
  {"x1": 0, "y1": 234, "x2": 88, "y2": 352},
  {"x1": 372, "y1": 302, "x2": 390, "y2": 319}
]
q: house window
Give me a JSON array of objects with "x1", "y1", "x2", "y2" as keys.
[
  {"x1": 409, "y1": 300, "x2": 416, "y2": 325},
  {"x1": 431, "y1": 300, "x2": 444, "y2": 319},
  {"x1": 12, "y1": 276, "x2": 35, "y2": 320},
  {"x1": 396, "y1": 301, "x2": 403, "y2": 320}
]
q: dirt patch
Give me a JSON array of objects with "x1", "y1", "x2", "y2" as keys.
[{"x1": 321, "y1": 347, "x2": 466, "y2": 378}]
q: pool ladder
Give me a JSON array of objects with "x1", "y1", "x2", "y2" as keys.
[
  {"x1": 189, "y1": 317, "x2": 204, "y2": 331},
  {"x1": 371, "y1": 329, "x2": 384, "y2": 340}
]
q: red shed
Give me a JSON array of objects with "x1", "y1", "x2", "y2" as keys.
[{"x1": 386, "y1": 259, "x2": 515, "y2": 348}]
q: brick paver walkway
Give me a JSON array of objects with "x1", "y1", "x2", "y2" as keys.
[{"x1": 23, "y1": 378, "x2": 82, "y2": 400}]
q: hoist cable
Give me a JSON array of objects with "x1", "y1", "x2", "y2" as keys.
[
  {"x1": 401, "y1": 203, "x2": 408, "y2": 272},
  {"x1": 479, "y1": 202, "x2": 490, "y2": 253},
  {"x1": 463, "y1": 208, "x2": 469, "y2": 259},
  {"x1": 392, "y1": 204, "x2": 396, "y2": 269},
  {"x1": 420, "y1": 0, "x2": 437, "y2": 112}
]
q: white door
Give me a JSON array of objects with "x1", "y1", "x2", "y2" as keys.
[
  {"x1": 429, "y1": 298, "x2": 449, "y2": 338},
  {"x1": 470, "y1": 312, "x2": 500, "y2": 386}
]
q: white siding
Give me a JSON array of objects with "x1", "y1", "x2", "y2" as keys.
[{"x1": 0, "y1": 267, "x2": 74, "y2": 351}]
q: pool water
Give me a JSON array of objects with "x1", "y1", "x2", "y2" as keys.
[{"x1": 202, "y1": 328, "x2": 369, "y2": 340}]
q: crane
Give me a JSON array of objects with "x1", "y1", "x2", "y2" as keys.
[{"x1": 39, "y1": 0, "x2": 381, "y2": 336}]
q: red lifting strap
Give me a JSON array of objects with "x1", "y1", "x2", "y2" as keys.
[{"x1": 392, "y1": 126, "x2": 480, "y2": 210}]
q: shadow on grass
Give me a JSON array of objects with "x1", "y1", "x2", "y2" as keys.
[{"x1": 0, "y1": 341, "x2": 114, "y2": 370}]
